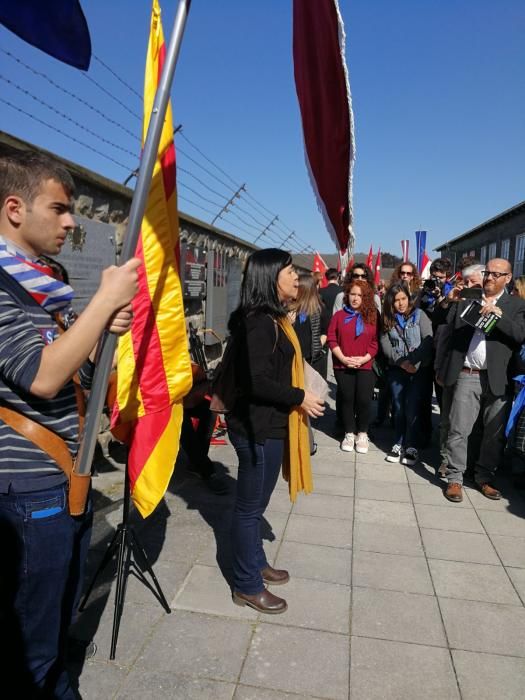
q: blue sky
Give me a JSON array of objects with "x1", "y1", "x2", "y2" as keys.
[{"x1": 1, "y1": 0, "x2": 523, "y2": 257}]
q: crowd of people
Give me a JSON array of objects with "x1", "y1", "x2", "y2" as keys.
[{"x1": 315, "y1": 256, "x2": 525, "y2": 510}]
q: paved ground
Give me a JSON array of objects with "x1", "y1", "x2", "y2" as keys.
[{"x1": 70, "y1": 386, "x2": 525, "y2": 699}]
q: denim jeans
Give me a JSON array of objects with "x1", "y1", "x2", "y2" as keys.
[
  {"x1": 387, "y1": 366, "x2": 426, "y2": 448},
  {"x1": 0, "y1": 483, "x2": 92, "y2": 698},
  {"x1": 229, "y1": 431, "x2": 284, "y2": 595}
]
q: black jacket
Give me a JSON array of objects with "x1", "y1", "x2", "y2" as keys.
[
  {"x1": 226, "y1": 312, "x2": 305, "y2": 442},
  {"x1": 320, "y1": 284, "x2": 343, "y2": 316},
  {"x1": 443, "y1": 293, "x2": 525, "y2": 396}
]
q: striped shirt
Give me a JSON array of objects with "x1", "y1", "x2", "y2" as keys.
[{"x1": 0, "y1": 286, "x2": 93, "y2": 493}]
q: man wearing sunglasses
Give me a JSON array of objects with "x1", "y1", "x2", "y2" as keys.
[{"x1": 440, "y1": 258, "x2": 525, "y2": 503}]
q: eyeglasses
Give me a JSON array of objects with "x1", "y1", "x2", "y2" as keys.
[
  {"x1": 482, "y1": 270, "x2": 509, "y2": 279},
  {"x1": 352, "y1": 273, "x2": 367, "y2": 279},
  {"x1": 400, "y1": 270, "x2": 414, "y2": 277}
]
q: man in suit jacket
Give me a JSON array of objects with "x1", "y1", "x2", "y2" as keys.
[
  {"x1": 441, "y1": 258, "x2": 525, "y2": 503},
  {"x1": 319, "y1": 268, "x2": 342, "y2": 315}
]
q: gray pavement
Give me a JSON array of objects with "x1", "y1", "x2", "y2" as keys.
[{"x1": 70, "y1": 391, "x2": 525, "y2": 699}]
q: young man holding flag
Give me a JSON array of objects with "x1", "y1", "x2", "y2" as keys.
[{"x1": 0, "y1": 150, "x2": 139, "y2": 697}]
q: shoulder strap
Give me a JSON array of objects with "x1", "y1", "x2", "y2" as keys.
[{"x1": 0, "y1": 404, "x2": 73, "y2": 474}]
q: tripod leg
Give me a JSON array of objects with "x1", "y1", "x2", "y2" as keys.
[
  {"x1": 79, "y1": 526, "x2": 123, "y2": 612},
  {"x1": 109, "y1": 526, "x2": 132, "y2": 660},
  {"x1": 130, "y1": 527, "x2": 171, "y2": 614}
]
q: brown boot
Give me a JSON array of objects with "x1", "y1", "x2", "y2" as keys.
[
  {"x1": 478, "y1": 483, "x2": 501, "y2": 500},
  {"x1": 444, "y1": 483, "x2": 463, "y2": 503},
  {"x1": 233, "y1": 589, "x2": 287, "y2": 614},
  {"x1": 261, "y1": 565, "x2": 290, "y2": 585}
]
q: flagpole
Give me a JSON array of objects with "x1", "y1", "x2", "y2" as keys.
[{"x1": 75, "y1": 0, "x2": 192, "y2": 477}]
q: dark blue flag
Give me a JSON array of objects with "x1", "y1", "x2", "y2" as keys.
[{"x1": 0, "y1": 0, "x2": 91, "y2": 70}]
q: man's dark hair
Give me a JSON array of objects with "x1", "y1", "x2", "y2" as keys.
[
  {"x1": 456, "y1": 255, "x2": 479, "y2": 273},
  {"x1": 229, "y1": 248, "x2": 292, "y2": 330},
  {"x1": 325, "y1": 267, "x2": 339, "y2": 282},
  {"x1": 0, "y1": 150, "x2": 75, "y2": 207},
  {"x1": 429, "y1": 257, "x2": 452, "y2": 276}
]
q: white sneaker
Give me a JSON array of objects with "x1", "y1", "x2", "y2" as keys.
[
  {"x1": 401, "y1": 447, "x2": 419, "y2": 466},
  {"x1": 355, "y1": 433, "x2": 369, "y2": 454},
  {"x1": 386, "y1": 444, "x2": 403, "y2": 463},
  {"x1": 341, "y1": 433, "x2": 354, "y2": 452}
]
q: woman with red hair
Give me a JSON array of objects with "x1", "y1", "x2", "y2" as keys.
[{"x1": 327, "y1": 280, "x2": 379, "y2": 454}]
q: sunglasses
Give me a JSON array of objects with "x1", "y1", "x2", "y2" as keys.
[
  {"x1": 400, "y1": 271, "x2": 414, "y2": 277},
  {"x1": 352, "y1": 273, "x2": 367, "y2": 279},
  {"x1": 482, "y1": 270, "x2": 509, "y2": 279}
]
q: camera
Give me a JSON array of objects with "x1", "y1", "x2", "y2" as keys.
[{"x1": 423, "y1": 277, "x2": 444, "y2": 294}]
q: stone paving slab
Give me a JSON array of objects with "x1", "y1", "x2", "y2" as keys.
[
  {"x1": 452, "y1": 649, "x2": 525, "y2": 700},
  {"x1": 351, "y1": 586, "x2": 447, "y2": 647},
  {"x1": 420, "y1": 528, "x2": 500, "y2": 565},
  {"x1": 428, "y1": 558, "x2": 522, "y2": 605},
  {"x1": 240, "y1": 624, "x2": 349, "y2": 699},
  {"x1": 284, "y1": 513, "x2": 352, "y2": 548},
  {"x1": 353, "y1": 521, "x2": 424, "y2": 557},
  {"x1": 354, "y1": 478, "x2": 411, "y2": 503},
  {"x1": 349, "y1": 637, "x2": 460, "y2": 700},
  {"x1": 440, "y1": 597, "x2": 525, "y2": 656},
  {"x1": 275, "y1": 541, "x2": 352, "y2": 585},
  {"x1": 353, "y1": 549, "x2": 434, "y2": 595}
]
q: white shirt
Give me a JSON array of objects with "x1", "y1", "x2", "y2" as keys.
[{"x1": 463, "y1": 290, "x2": 504, "y2": 370}]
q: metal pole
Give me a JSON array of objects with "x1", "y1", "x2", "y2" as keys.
[{"x1": 75, "y1": 0, "x2": 192, "y2": 476}]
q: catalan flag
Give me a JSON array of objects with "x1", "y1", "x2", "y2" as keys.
[{"x1": 111, "y1": 0, "x2": 192, "y2": 518}]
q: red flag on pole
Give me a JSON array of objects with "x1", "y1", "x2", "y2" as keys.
[
  {"x1": 345, "y1": 255, "x2": 355, "y2": 274},
  {"x1": 366, "y1": 245, "x2": 373, "y2": 270},
  {"x1": 293, "y1": 0, "x2": 355, "y2": 254},
  {"x1": 374, "y1": 248, "x2": 382, "y2": 286}
]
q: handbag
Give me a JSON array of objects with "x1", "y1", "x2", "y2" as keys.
[{"x1": 209, "y1": 334, "x2": 239, "y2": 414}]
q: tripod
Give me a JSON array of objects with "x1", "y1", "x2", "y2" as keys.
[{"x1": 79, "y1": 468, "x2": 171, "y2": 660}]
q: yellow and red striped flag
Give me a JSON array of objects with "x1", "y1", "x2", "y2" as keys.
[{"x1": 111, "y1": 0, "x2": 192, "y2": 518}]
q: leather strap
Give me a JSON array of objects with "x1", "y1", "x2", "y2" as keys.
[{"x1": 0, "y1": 404, "x2": 73, "y2": 475}]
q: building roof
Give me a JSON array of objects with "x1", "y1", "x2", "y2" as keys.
[{"x1": 435, "y1": 200, "x2": 525, "y2": 251}]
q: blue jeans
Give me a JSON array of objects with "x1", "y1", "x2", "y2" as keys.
[
  {"x1": 0, "y1": 483, "x2": 92, "y2": 698},
  {"x1": 229, "y1": 431, "x2": 284, "y2": 595},
  {"x1": 388, "y1": 366, "x2": 425, "y2": 448}
]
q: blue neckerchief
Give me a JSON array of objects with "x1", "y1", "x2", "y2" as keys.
[
  {"x1": 342, "y1": 305, "x2": 364, "y2": 337},
  {"x1": 298, "y1": 312, "x2": 307, "y2": 324},
  {"x1": 395, "y1": 311, "x2": 416, "y2": 330},
  {"x1": 506, "y1": 375, "x2": 525, "y2": 437}
]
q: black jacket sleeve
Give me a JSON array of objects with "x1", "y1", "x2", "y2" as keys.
[{"x1": 243, "y1": 314, "x2": 304, "y2": 407}]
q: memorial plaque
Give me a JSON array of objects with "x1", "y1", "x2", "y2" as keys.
[
  {"x1": 181, "y1": 243, "x2": 207, "y2": 299},
  {"x1": 205, "y1": 249, "x2": 228, "y2": 343},
  {"x1": 58, "y1": 215, "x2": 117, "y2": 313}
]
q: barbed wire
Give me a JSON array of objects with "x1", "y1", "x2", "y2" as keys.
[
  {"x1": 93, "y1": 54, "x2": 143, "y2": 100},
  {"x1": 1, "y1": 48, "x2": 141, "y2": 141},
  {"x1": 82, "y1": 73, "x2": 142, "y2": 122},
  {"x1": 0, "y1": 74, "x2": 140, "y2": 161},
  {"x1": 0, "y1": 97, "x2": 134, "y2": 171}
]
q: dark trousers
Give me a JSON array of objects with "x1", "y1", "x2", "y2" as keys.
[
  {"x1": 0, "y1": 483, "x2": 92, "y2": 698},
  {"x1": 388, "y1": 366, "x2": 426, "y2": 448},
  {"x1": 181, "y1": 400, "x2": 216, "y2": 479},
  {"x1": 334, "y1": 368, "x2": 376, "y2": 434},
  {"x1": 229, "y1": 431, "x2": 284, "y2": 595}
]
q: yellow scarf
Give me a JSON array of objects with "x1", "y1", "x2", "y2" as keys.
[{"x1": 278, "y1": 317, "x2": 313, "y2": 501}]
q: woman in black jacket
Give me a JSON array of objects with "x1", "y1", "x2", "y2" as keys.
[{"x1": 227, "y1": 249, "x2": 325, "y2": 614}]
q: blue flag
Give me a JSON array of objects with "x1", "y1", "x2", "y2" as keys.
[
  {"x1": 415, "y1": 230, "x2": 427, "y2": 274},
  {"x1": 0, "y1": 0, "x2": 91, "y2": 70}
]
